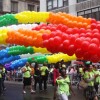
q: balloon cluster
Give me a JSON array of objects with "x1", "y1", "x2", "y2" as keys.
[
  {"x1": 6, "y1": 28, "x2": 50, "y2": 47},
  {"x1": 0, "y1": 14, "x2": 18, "y2": 27},
  {"x1": 5, "y1": 53, "x2": 76, "y2": 70},
  {"x1": 0, "y1": 45, "x2": 50, "y2": 59},
  {"x1": 0, "y1": 11, "x2": 99, "y2": 63}
]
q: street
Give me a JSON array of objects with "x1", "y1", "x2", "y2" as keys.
[{"x1": 0, "y1": 81, "x2": 85, "y2": 100}]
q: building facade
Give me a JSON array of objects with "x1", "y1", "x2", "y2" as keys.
[
  {"x1": 40, "y1": 0, "x2": 100, "y2": 21},
  {"x1": 0, "y1": 0, "x2": 40, "y2": 15}
]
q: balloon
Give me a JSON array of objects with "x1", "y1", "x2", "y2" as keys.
[
  {"x1": 81, "y1": 41, "x2": 90, "y2": 51},
  {"x1": 91, "y1": 38, "x2": 99, "y2": 46},
  {"x1": 89, "y1": 43, "x2": 99, "y2": 54},
  {"x1": 75, "y1": 48, "x2": 84, "y2": 58}
]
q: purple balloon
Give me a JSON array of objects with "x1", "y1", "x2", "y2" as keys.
[{"x1": 4, "y1": 63, "x2": 12, "y2": 71}]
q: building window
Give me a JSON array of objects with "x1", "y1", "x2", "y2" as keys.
[
  {"x1": 63, "y1": 0, "x2": 68, "y2": 7},
  {"x1": 77, "y1": 6, "x2": 100, "y2": 21},
  {"x1": 0, "y1": 0, "x2": 3, "y2": 11},
  {"x1": 28, "y1": 4, "x2": 35, "y2": 11},
  {"x1": 47, "y1": 0, "x2": 68, "y2": 11},
  {"x1": 77, "y1": 0, "x2": 87, "y2": 3},
  {"x1": 11, "y1": 1, "x2": 18, "y2": 13},
  {"x1": 37, "y1": 6, "x2": 40, "y2": 12}
]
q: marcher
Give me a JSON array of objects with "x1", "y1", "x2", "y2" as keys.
[
  {"x1": 21, "y1": 62, "x2": 35, "y2": 94},
  {"x1": 53, "y1": 68, "x2": 75, "y2": 100},
  {"x1": 0, "y1": 64, "x2": 3, "y2": 96},
  {"x1": 34, "y1": 63, "x2": 42, "y2": 91},
  {"x1": 93, "y1": 65, "x2": 100, "y2": 94},
  {"x1": 40, "y1": 62, "x2": 49, "y2": 90},
  {"x1": 2, "y1": 65, "x2": 6, "y2": 90}
]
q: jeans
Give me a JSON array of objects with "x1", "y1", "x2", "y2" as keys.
[{"x1": 41, "y1": 76, "x2": 48, "y2": 90}]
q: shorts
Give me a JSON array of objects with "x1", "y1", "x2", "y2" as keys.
[{"x1": 23, "y1": 77, "x2": 31, "y2": 86}]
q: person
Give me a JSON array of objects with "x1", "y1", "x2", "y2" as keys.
[
  {"x1": 40, "y1": 62, "x2": 49, "y2": 90},
  {"x1": 34, "y1": 63, "x2": 42, "y2": 91},
  {"x1": 53, "y1": 68, "x2": 75, "y2": 100},
  {"x1": 93, "y1": 65, "x2": 100, "y2": 94},
  {"x1": 0, "y1": 64, "x2": 3, "y2": 95},
  {"x1": 83, "y1": 65, "x2": 97, "y2": 100},
  {"x1": 21, "y1": 62, "x2": 35, "y2": 94},
  {"x1": 29, "y1": 63, "x2": 35, "y2": 88},
  {"x1": 53, "y1": 62, "x2": 60, "y2": 86},
  {"x1": 1, "y1": 65, "x2": 6, "y2": 90}
]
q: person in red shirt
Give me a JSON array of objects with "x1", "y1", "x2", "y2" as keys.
[{"x1": 53, "y1": 62, "x2": 60, "y2": 86}]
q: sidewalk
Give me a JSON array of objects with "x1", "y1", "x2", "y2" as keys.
[{"x1": 5, "y1": 80, "x2": 23, "y2": 85}]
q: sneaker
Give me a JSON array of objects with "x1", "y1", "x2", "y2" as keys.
[
  {"x1": 31, "y1": 90, "x2": 35, "y2": 93},
  {"x1": 23, "y1": 91, "x2": 26, "y2": 94}
]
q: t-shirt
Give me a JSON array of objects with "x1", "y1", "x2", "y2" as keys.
[
  {"x1": 23, "y1": 66, "x2": 31, "y2": 78},
  {"x1": 40, "y1": 66, "x2": 48, "y2": 76},
  {"x1": 93, "y1": 70, "x2": 100, "y2": 83},
  {"x1": 56, "y1": 76, "x2": 70, "y2": 96},
  {"x1": 84, "y1": 71, "x2": 94, "y2": 86}
]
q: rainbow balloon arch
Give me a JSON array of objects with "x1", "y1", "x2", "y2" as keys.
[{"x1": 0, "y1": 11, "x2": 100, "y2": 70}]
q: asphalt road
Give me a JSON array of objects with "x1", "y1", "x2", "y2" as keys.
[{"x1": 0, "y1": 81, "x2": 86, "y2": 100}]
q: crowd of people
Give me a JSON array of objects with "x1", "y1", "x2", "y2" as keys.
[{"x1": 0, "y1": 60, "x2": 100, "y2": 100}]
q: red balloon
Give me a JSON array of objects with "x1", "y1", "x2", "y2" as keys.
[
  {"x1": 66, "y1": 28, "x2": 73, "y2": 34},
  {"x1": 83, "y1": 52, "x2": 91, "y2": 61},
  {"x1": 51, "y1": 27, "x2": 56, "y2": 31},
  {"x1": 75, "y1": 38, "x2": 82, "y2": 48},
  {"x1": 93, "y1": 32, "x2": 100, "y2": 39},
  {"x1": 90, "y1": 55, "x2": 99, "y2": 63},
  {"x1": 79, "y1": 28, "x2": 86, "y2": 33},
  {"x1": 63, "y1": 40, "x2": 70, "y2": 48},
  {"x1": 42, "y1": 34, "x2": 50, "y2": 40},
  {"x1": 48, "y1": 38, "x2": 54, "y2": 47},
  {"x1": 62, "y1": 34, "x2": 69, "y2": 40},
  {"x1": 67, "y1": 45, "x2": 76, "y2": 56},
  {"x1": 73, "y1": 28, "x2": 80, "y2": 33},
  {"x1": 81, "y1": 41, "x2": 90, "y2": 51},
  {"x1": 50, "y1": 32, "x2": 57, "y2": 38},
  {"x1": 79, "y1": 33, "x2": 86, "y2": 37},
  {"x1": 88, "y1": 43, "x2": 99, "y2": 54},
  {"x1": 91, "y1": 18, "x2": 97, "y2": 23},
  {"x1": 61, "y1": 25, "x2": 68, "y2": 32},
  {"x1": 86, "y1": 32, "x2": 92, "y2": 38},
  {"x1": 70, "y1": 35, "x2": 76, "y2": 44},
  {"x1": 96, "y1": 24, "x2": 100, "y2": 31},
  {"x1": 85, "y1": 37, "x2": 91, "y2": 42},
  {"x1": 75, "y1": 48, "x2": 84, "y2": 58},
  {"x1": 87, "y1": 29, "x2": 92, "y2": 32},
  {"x1": 91, "y1": 38, "x2": 99, "y2": 46},
  {"x1": 43, "y1": 40, "x2": 49, "y2": 47},
  {"x1": 92, "y1": 29, "x2": 99, "y2": 33},
  {"x1": 56, "y1": 30, "x2": 62, "y2": 37},
  {"x1": 56, "y1": 24, "x2": 63, "y2": 30},
  {"x1": 91, "y1": 23, "x2": 97, "y2": 29},
  {"x1": 54, "y1": 36, "x2": 62, "y2": 46},
  {"x1": 58, "y1": 43, "x2": 63, "y2": 52}
]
